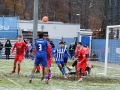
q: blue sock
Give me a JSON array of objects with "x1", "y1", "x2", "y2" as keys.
[
  {"x1": 62, "y1": 67, "x2": 66, "y2": 75},
  {"x1": 45, "y1": 75, "x2": 48, "y2": 80},
  {"x1": 60, "y1": 67, "x2": 65, "y2": 75},
  {"x1": 67, "y1": 67, "x2": 71, "y2": 71},
  {"x1": 30, "y1": 74, "x2": 34, "y2": 78}
]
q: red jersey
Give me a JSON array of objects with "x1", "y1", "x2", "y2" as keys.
[
  {"x1": 74, "y1": 47, "x2": 86, "y2": 63},
  {"x1": 11, "y1": 41, "x2": 28, "y2": 55},
  {"x1": 46, "y1": 43, "x2": 52, "y2": 60},
  {"x1": 75, "y1": 47, "x2": 89, "y2": 54}
]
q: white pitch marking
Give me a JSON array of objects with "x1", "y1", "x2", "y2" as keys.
[{"x1": 0, "y1": 74, "x2": 22, "y2": 87}]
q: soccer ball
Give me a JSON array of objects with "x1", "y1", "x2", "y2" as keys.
[{"x1": 42, "y1": 16, "x2": 48, "y2": 22}]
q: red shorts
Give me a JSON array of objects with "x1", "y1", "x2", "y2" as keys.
[
  {"x1": 47, "y1": 59, "x2": 52, "y2": 67},
  {"x1": 77, "y1": 62, "x2": 86, "y2": 71},
  {"x1": 14, "y1": 54, "x2": 24, "y2": 63}
]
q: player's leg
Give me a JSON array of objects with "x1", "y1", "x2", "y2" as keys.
[
  {"x1": 44, "y1": 67, "x2": 49, "y2": 83},
  {"x1": 72, "y1": 60, "x2": 77, "y2": 67},
  {"x1": 12, "y1": 61, "x2": 17, "y2": 73},
  {"x1": 47, "y1": 60, "x2": 50, "y2": 79},
  {"x1": 61, "y1": 61, "x2": 67, "y2": 79},
  {"x1": 41, "y1": 65, "x2": 45, "y2": 81},
  {"x1": 47, "y1": 60, "x2": 52, "y2": 80},
  {"x1": 57, "y1": 61, "x2": 67, "y2": 78},
  {"x1": 41, "y1": 56, "x2": 50, "y2": 84},
  {"x1": 36, "y1": 65, "x2": 40, "y2": 73},
  {"x1": 77, "y1": 63, "x2": 83, "y2": 82},
  {"x1": 12, "y1": 55, "x2": 18, "y2": 73},
  {"x1": 64, "y1": 58, "x2": 71, "y2": 72},
  {"x1": 17, "y1": 54, "x2": 24, "y2": 74},
  {"x1": 29, "y1": 57, "x2": 39, "y2": 83},
  {"x1": 29, "y1": 66, "x2": 37, "y2": 83},
  {"x1": 49, "y1": 60, "x2": 52, "y2": 79},
  {"x1": 81, "y1": 63, "x2": 87, "y2": 75}
]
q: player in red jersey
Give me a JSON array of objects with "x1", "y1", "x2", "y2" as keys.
[
  {"x1": 10, "y1": 35, "x2": 28, "y2": 74},
  {"x1": 72, "y1": 42, "x2": 87, "y2": 82},
  {"x1": 46, "y1": 38, "x2": 52, "y2": 80},
  {"x1": 41, "y1": 38, "x2": 52, "y2": 82}
]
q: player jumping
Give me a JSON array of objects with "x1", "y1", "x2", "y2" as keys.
[
  {"x1": 10, "y1": 35, "x2": 28, "y2": 74},
  {"x1": 72, "y1": 42, "x2": 87, "y2": 82},
  {"x1": 29, "y1": 33, "x2": 49, "y2": 84}
]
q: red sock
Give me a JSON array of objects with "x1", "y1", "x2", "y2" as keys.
[
  {"x1": 48, "y1": 71, "x2": 50, "y2": 80},
  {"x1": 12, "y1": 66, "x2": 16, "y2": 72},
  {"x1": 37, "y1": 66, "x2": 40, "y2": 72},
  {"x1": 77, "y1": 71, "x2": 82, "y2": 78},
  {"x1": 18, "y1": 68, "x2": 20, "y2": 73}
]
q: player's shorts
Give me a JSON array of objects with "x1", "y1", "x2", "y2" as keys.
[
  {"x1": 77, "y1": 62, "x2": 86, "y2": 71},
  {"x1": 56, "y1": 61, "x2": 64, "y2": 67},
  {"x1": 34, "y1": 55, "x2": 47, "y2": 67},
  {"x1": 64, "y1": 58, "x2": 68, "y2": 63},
  {"x1": 14, "y1": 54, "x2": 24, "y2": 63},
  {"x1": 47, "y1": 59, "x2": 52, "y2": 67}
]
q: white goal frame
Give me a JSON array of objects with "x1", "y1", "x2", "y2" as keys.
[{"x1": 104, "y1": 25, "x2": 120, "y2": 76}]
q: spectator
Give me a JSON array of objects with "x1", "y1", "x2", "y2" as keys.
[
  {"x1": 24, "y1": 40, "x2": 29, "y2": 59},
  {"x1": 50, "y1": 41, "x2": 55, "y2": 58},
  {"x1": 5, "y1": 39, "x2": 12, "y2": 60},
  {"x1": 27, "y1": 40, "x2": 34, "y2": 59},
  {"x1": 69, "y1": 43, "x2": 75, "y2": 57},
  {"x1": 50, "y1": 41, "x2": 55, "y2": 49},
  {"x1": 83, "y1": 44, "x2": 89, "y2": 58},
  {"x1": 64, "y1": 42, "x2": 68, "y2": 49},
  {"x1": 0, "y1": 40, "x2": 3, "y2": 59}
]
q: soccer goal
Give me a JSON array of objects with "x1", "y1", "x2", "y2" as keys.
[{"x1": 104, "y1": 25, "x2": 120, "y2": 76}]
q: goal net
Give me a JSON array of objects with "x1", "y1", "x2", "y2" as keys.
[{"x1": 104, "y1": 25, "x2": 120, "y2": 76}]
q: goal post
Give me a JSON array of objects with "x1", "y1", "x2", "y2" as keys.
[{"x1": 104, "y1": 25, "x2": 120, "y2": 76}]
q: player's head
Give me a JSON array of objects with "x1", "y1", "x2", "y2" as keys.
[
  {"x1": 89, "y1": 64, "x2": 93, "y2": 68},
  {"x1": 38, "y1": 33, "x2": 43, "y2": 39},
  {"x1": 46, "y1": 38, "x2": 50, "y2": 43},
  {"x1": 6, "y1": 39, "x2": 10, "y2": 44},
  {"x1": 77, "y1": 42, "x2": 82, "y2": 48},
  {"x1": 59, "y1": 40, "x2": 63, "y2": 43},
  {"x1": 18, "y1": 35, "x2": 22, "y2": 42},
  {"x1": 59, "y1": 41, "x2": 64, "y2": 48},
  {"x1": 64, "y1": 42, "x2": 66, "y2": 45}
]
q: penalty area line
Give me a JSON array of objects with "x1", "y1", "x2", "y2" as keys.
[{"x1": 0, "y1": 74, "x2": 22, "y2": 87}]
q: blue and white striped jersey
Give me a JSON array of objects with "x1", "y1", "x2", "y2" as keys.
[{"x1": 55, "y1": 47, "x2": 70, "y2": 61}]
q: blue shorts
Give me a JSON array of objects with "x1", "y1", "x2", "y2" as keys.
[
  {"x1": 34, "y1": 55, "x2": 47, "y2": 67},
  {"x1": 56, "y1": 61, "x2": 64, "y2": 67},
  {"x1": 64, "y1": 57, "x2": 68, "y2": 63}
]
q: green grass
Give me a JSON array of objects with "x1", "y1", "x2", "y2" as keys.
[{"x1": 0, "y1": 59, "x2": 120, "y2": 90}]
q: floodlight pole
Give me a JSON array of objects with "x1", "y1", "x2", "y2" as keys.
[{"x1": 33, "y1": 0, "x2": 38, "y2": 44}]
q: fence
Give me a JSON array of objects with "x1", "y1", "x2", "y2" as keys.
[{"x1": 92, "y1": 39, "x2": 120, "y2": 64}]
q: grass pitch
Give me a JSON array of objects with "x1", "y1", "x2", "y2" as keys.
[{"x1": 0, "y1": 59, "x2": 120, "y2": 90}]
